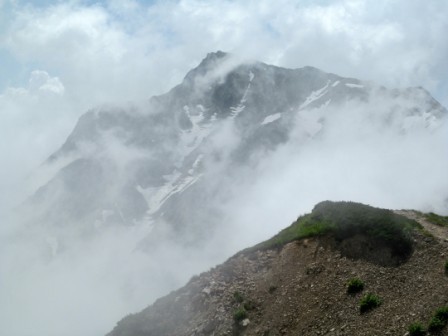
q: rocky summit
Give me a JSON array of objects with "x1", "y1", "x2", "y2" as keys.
[
  {"x1": 22, "y1": 51, "x2": 447, "y2": 251},
  {"x1": 107, "y1": 201, "x2": 448, "y2": 336}
]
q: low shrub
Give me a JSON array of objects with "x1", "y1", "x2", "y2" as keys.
[
  {"x1": 347, "y1": 278, "x2": 364, "y2": 294},
  {"x1": 428, "y1": 316, "x2": 445, "y2": 333},
  {"x1": 233, "y1": 307, "x2": 248, "y2": 322},
  {"x1": 359, "y1": 293, "x2": 381, "y2": 314},
  {"x1": 408, "y1": 322, "x2": 426, "y2": 336},
  {"x1": 434, "y1": 306, "x2": 448, "y2": 321},
  {"x1": 427, "y1": 306, "x2": 448, "y2": 333},
  {"x1": 244, "y1": 201, "x2": 420, "y2": 259},
  {"x1": 233, "y1": 291, "x2": 244, "y2": 303}
]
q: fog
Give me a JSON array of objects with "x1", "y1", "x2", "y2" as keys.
[
  {"x1": 1, "y1": 69, "x2": 447, "y2": 336},
  {"x1": 1, "y1": 1, "x2": 448, "y2": 336},
  {"x1": 224, "y1": 100, "x2": 448, "y2": 249}
]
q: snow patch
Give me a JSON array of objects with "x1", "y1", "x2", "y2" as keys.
[
  {"x1": 230, "y1": 105, "x2": 246, "y2": 116},
  {"x1": 137, "y1": 171, "x2": 202, "y2": 216},
  {"x1": 402, "y1": 111, "x2": 441, "y2": 132},
  {"x1": 332, "y1": 80, "x2": 340, "y2": 87},
  {"x1": 261, "y1": 113, "x2": 282, "y2": 125},
  {"x1": 299, "y1": 80, "x2": 330, "y2": 110},
  {"x1": 345, "y1": 83, "x2": 364, "y2": 88},
  {"x1": 189, "y1": 154, "x2": 204, "y2": 175},
  {"x1": 230, "y1": 73, "x2": 253, "y2": 117},
  {"x1": 180, "y1": 105, "x2": 214, "y2": 157},
  {"x1": 322, "y1": 99, "x2": 331, "y2": 108}
]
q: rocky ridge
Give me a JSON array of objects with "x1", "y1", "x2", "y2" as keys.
[
  {"x1": 23, "y1": 51, "x2": 447, "y2": 251},
  {"x1": 107, "y1": 204, "x2": 448, "y2": 336}
]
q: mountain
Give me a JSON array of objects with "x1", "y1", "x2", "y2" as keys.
[
  {"x1": 11, "y1": 52, "x2": 448, "y2": 336},
  {"x1": 106, "y1": 201, "x2": 448, "y2": 336},
  {"x1": 21, "y1": 51, "x2": 447, "y2": 251}
]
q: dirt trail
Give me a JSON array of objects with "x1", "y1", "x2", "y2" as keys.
[{"x1": 395, "y1": 210, "x2": 448, "y2": 241}]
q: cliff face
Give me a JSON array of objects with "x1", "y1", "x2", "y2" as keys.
[
  {"x1": 107, "y1": 204, "x2": 448, "y2": 336},
  {"x1": 24, "y1": 52, "x2": 447, "y2": 247}
]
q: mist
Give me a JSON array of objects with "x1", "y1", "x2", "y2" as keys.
[
  {"x1": 1, "y1": 1, "x2": 448, "y2": 336},
  {"x1": 1, "y1": 75, "x2": 447, "y2": 336},
  {"x1": 222, "y1": 99, "x2": 448, "y2": 250}
]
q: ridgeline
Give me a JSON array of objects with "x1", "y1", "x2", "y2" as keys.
[{"x1": 107, "y1": 201, "x2": 448, "y2": 336}]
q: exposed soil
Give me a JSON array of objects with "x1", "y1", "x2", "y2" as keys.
[
  {"x1": 395, "y1": 210, "x2": 448, "y2": 242},
  {"x1": 108, "y1": 211, "x2": 448, "y2": 336}
]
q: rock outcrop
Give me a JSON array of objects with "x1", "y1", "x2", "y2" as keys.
[{"x1": 107, "y1": 202, "x2": 448, "y2": 335}]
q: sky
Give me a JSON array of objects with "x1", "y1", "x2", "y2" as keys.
[
  {"x1": 0, "y1": 0, "x2": 447, "y2": 210},
  {"x1": 0, "y1": 1, "x2": 448, "y2": 336}
]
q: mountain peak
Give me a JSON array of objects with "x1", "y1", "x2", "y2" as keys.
[
  {"x1": 183, "y1": 51, "x2": 233, "y2": 83},
  {"x1": 203, "y1": 50, "x2": 228, "y2": 62}
]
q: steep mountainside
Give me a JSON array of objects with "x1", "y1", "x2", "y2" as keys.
[
  {"x1": 107, "y1": 201, "x2": 448, "y2": 336},
  {"x1": 21, "y1": 51, "x2": 447, "y2": 251}
]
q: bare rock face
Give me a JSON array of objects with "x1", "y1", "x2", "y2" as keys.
[
  {"x1": 106, "y1": 204, "x2": 448, "y2": 336},
  {"x1": 23, "y1": 52, "x2": 447, "y2": 250}
]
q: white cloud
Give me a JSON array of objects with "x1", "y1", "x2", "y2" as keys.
[
  {"x1": 0, "y1": 70, "x2": 72, "y2": 213},
  {"x1": 0, "y1": 1, "x2": 447, "y2": 336},
  {"x1": 29, "y1": 70, "x2": 65, "y2": 94}
]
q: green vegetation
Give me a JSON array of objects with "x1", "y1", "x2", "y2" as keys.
[
  {"x1": 423, "y1": 212, "x2": 448, "y2": 227},
  {"x1": 232, "y1": 292, "x2": 255, "y2": 324},
  {"x1": 359, "y1": 293, "x2": 381, "y2": 314},
  {"x1": 249, "y1": 213, "x2": 334, "y2": 251},
  {"x1": 246, "y1": 201, "x2": 420, "y2": 255},
  {"x1": 347, "y1": 277, "x2": 364, "y2": 294},
  {"x1": 427, "y1": 306, "x2": 448, "y2": 333},
  {"x1": 428, "y1": 317, "x2": 445, "y2": 333},
  {"x1": 434, "y1": 307, "x2": 448, "y2": 321},
  {"x1": 233, "y1": 307, "x2": 248, "y2": 322},
  {"x1": 233, "y1": 291, "x2": 244, "y2": 303},
  {"x1": 408, "y1": 322, "x2": 426, "y2": 336}
]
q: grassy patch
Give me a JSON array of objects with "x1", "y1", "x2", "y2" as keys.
[
  {"x1": 423, "y1": 212, "x2": 448, "y2": 227},
  {"x1": 233, "y1": 291, "x2": 244, "y2": 303},
  {"x1": 248, "y1": 214, "x2": 334, "y2": 251},
  {"x1": 244, "y1": 201, "x2": 420, "y2": 254},
  {"x1": 434, "y1": 307, "x2": 448, "y2": 322},
  {"x1": 427, "y1": 306, "x2": 448, "y2": 333},
  {"x1": 428, "y1": 317, "x2": 445, "y2": 333},
  {"x1": 359, "y1": 293, "x2": 381, "y2": 314},
  {"x1": 233, "y1": 307, "x2": 248, "y2": 322},
  {"x1": 408, "y1": 322, "x2": 426, "y2": 336},
  {"x1": 347, "y1": 278, "x2": 364, "y2": 295}
]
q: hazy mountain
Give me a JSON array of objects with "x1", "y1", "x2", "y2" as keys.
[
  {"x1": 6, "y1": 51, "x2": 448, "y2": 336},
  {"x1": 22, "y1": 51, "x2": 447, "y2": 251}
]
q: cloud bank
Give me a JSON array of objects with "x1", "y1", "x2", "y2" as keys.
[
  {"x1": 0, "y1": 1, "x2": 447, "y2": 336},
  {"x1": 1, "y1": 0, "x2": 447, "y2": 207}
]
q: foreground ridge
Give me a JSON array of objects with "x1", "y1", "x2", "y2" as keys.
[{"x1": 107, "y1": 201, "x2": 448, "y2": 336}]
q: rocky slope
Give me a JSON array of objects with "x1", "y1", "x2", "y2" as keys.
[
  {"x1": 21, "y1": 51, "x2": 447, "y2": 251},
  {"x1": 107, "y1": 202, "x2": 448, "y2": 336}
]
